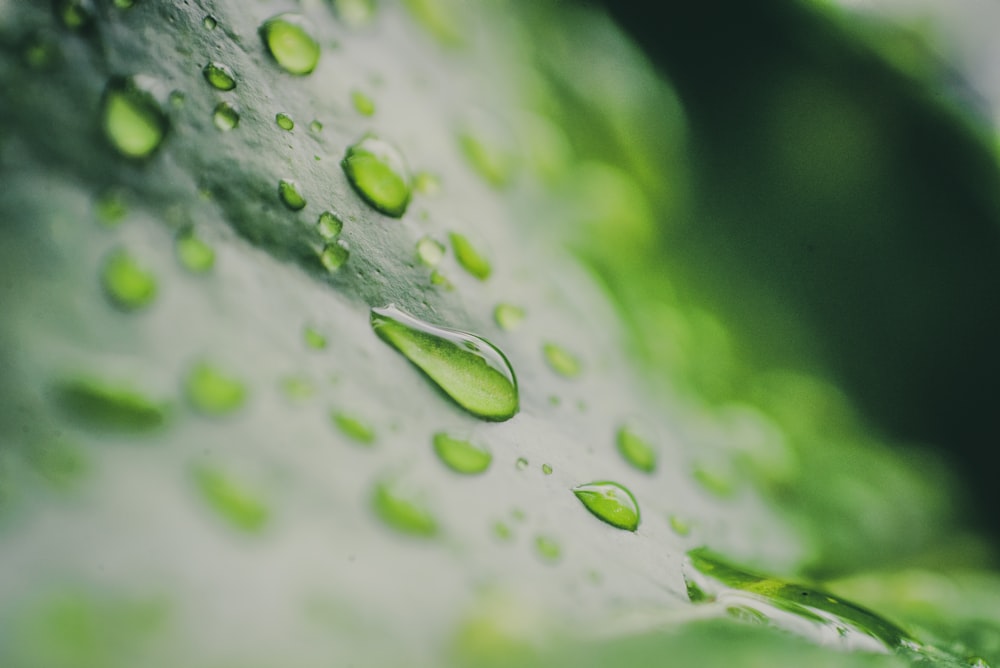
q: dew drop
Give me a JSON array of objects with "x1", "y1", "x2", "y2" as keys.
[
  {"x1": 260, "y1": 13, "x2": 320, "y2": 75},
  {"x1": 372, "y1": 480, "x2": 438, "y2": 537},
  {"x1": 175, "y1": 229, "x2": 215, "y2": 273},
  {"x1": 310, "y1": 119, "x2": 323, "y2": 133},
  {"x1": 449, "y1": 232, "x2": 491, "y2": 280},
  {"x1": 669, "y1": 514, "x2": 691, "y2": 536},
  {"x1": 193, "y1": 466, "x2": 269, "y2": 532},
  {"x1": 341, "y1": 135, "x2": 412, "y2": 218},
  {"x1": 458, "y1": 129, "x2": 517, "y2": 187},
  {"x1": 572, "y1": 481, "x2": 640, "y2": 531},
  {"x1": 543, "y1": 342, "x2": 581, "y2": 379},
  {"x1": 202, "y1": 15, "x2": 217, "y2": 30},
  {"x1": 316, "y1": 211, "x2": 343, "y2": 239},
  {"x1": 54, "y1": 0, "x2": 94, "y2": 31},
  {"x1": 412, "y1": 171, "x2": 441, "y2": 195},
  {"x1": 100, "y1": 249, "x2": 156, "y2": 311},
  {"x1": 212, "y1": 101, "x2": 239, "y2": 131},
  {"x1": 275, "y1": 112, "x2": 295, "y2": 131},
  {"x1": 21, "y1": 32, "x2": 60, "y2": 70},
  {"x1": 493, "y1": 521, "x2": 512, "y2": 541},
  {"x1": 515, "y1": 457, "x2": 528, "y2": 471},
  {"x1": 616, "y1": 425, "x2": 656, "y2": 473},
  {"x1": 416, "y1": 236, "x2": 445, "y2": 267},
  {"x1": 493, "y1": 303, "x2": 525, "y2": 331},
  {"x1": 535, "y1": 535, "x2": 561, "y2": 562},
  {"x1": 184, "y1": 363, "x2": 247, "y2": 416},
  {"x1": 52, "y1": 376, "x2": 168, "y2": 431},
  {"x1": 351, "y1": 90, "x2": 376, "y2": 116},
  {"x1": 332, "y1": 412, "x2": 375, "y2": 445},
  {"x1": 113, "y1": 0, "x2": 135, "y2": 8},
  {"x1": 304, "y1": 326, "x2": 327, "y2": 350},
  {"x1": 319, "y1": 240, "x2": 349, "y2": 272},
  {"x1": 332, "y1": 0, "x2": 376, "y2": 26},
  {"x1": 101, "y1": 76, "x2": 168, "y2": 159},
  {"x1": 432, "y1": 433, "x2": 491, "y2": 474},
  {"x1": 429, "y1": 270, "x2": 453, "y2": 290},
  {"x1": 542, "y1": 463, "x2": 553, "y2": 475},
  {"x1": 95, "y1": 188, "x2": 128, "y2": 226},
  {"x1": 280, "y1": 375, "x2": 314, "y2": 399},
  {"x1": 202, "y1": 62, "x2": 237, "y2": 91},
  {"x1": 278, "y1": 179, "x2": 307, "y2": 211}
]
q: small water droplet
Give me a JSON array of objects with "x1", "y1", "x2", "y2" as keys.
[
  {"x1": 493, "y1": 521, "x2": 512, "y2": 541},
  {"x1": 493, "y1": 304, "x2": 525, "y2": 331},
  {"x1": 193, "y1": 466, "x2": 269, "y2": 532},
  {"x1": 332, "y1": 412, "x2": 375, "y2": 445},
  {"x1": 304, "y1": 326, "x2": 327, "y2": 350},
  {"x1": 100, "y1": 249, "x2": 156, "y2": 311},
  {"x1": 458, "y1": 128, "x2": 517, "y2": 187},
  {"x1": 515, "y1": 457, "x2": 528, "y2": 471},
  {"x1": 432, "y1": 433, "x2": 491, "y2": 474},
  {"x1": 212, "y1": 101, "x2": 239, "y2": 131},
  {"x1": 511, "y1": 508, "x2": 526, "y2": 522},
  {"x1": 260, "y1": 13, "x2": 320, "y2": 75},
  {"x1": 341, "y1": 135, "x2": 412, "y2": 218},
  {"x1": 319, "y1": 240, "x2": 349, "y2": 272},
  {"x1": 101, "y1": 76, "x2": 169, "y2": 159},
  {"x1": 429, "y1": 270, "x2": 453, "y2": 290},
  {"x1": 202, "y1": 15, "x2": 217, "y2": 30},
  {"x1": 351, "y1": 90, "x2": 376, "y2": 116},
  {"x1": 310, "y1": 119, "x2": 323, "y2": 133},
  {"x1": 175, "y1": 229, "x2": 215, "y2": 273},
  {"x1": 332, "y1": 0, "x2": 376, "y2": 26},
  {"x1": 275, "y1": 112, "x2": 295, "y2": 130},
  {"x1": 543, "y1": 342, "x2": 581, "y2": 378},
  {"x1": 184, "y1": 363, "x2": 247, "y2": 415},
  {"x1": 113, "y1": 0, "x2": 135, "y2": 9},
  {"x1": 669, "y1": 514, "x2": 691, "y2": 536},
  {"x1": 280, "y1": 375, "x2": 314, "y2": 399},
  {"x1": 412, "y1": 171, "x2": 441, "y2": 195},
  {"x1": 535, "y1": 535, "x2": 561, "y2": 562},
  {"x1": 21, "y1": 31, "x2": 59, "y2": 69},
  {"x1": 316, "y1": 211, "x2": 343, "y2": 239},
  {"x1": 52, "y1": 376, "x2": 168, "y2": 431},
  {"x1": 616, "y1": 425, "x2": 656, "y2": 473},
  {"x1": 693, "y1": 465, "x2": 736, "y2": 498},
  {"x1": 54, "y1": 0, "x2": 94, "y2": 31},
  {"x1": 372, "y1": 479, "x2": 438, "y2": 537},
  {"x1": 278, "y1": 179, "x2": 306, "y2": 211},
  {"x1": 202, "y1": 62, "x2": 237, "y2": 91},
  {"x1": 95, "y1": 188, "x2": 128, "y2": 226},
  {"x1": 572, "y1": 481, "x2": 640, "y2": 531},
  {"x1": 542, "y1": 463, "x2": 553, "y2": 475},
  {"x1": 449, "y1": 232, "x2": 491, "y2": 280},
  {"x1": 371, "y1": 305, "x2": 518, "y2": 421},
  {"x1": 169, "y1": 90, "x2": 185, "y2": 109},
  {"x1": 416, "y1": 237, "x2": 445, "y2": 267}
]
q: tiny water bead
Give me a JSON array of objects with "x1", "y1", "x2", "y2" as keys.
[
  {"x1": 541, "y1": 463, "x2": 553, "y2": 475},
  {"x1": 515, "y1": 457, "x2": 528, "y2": 471},
  {"x1": 184, "y1": 363, "x2": 246, "y2": 415},
  {"x1": 193, "y1": 467, "x2": 269, "y2": 533},
  {"x1": 319, "y1": 241, "x2": 349, "y2": 273},
  {"x1": 113, "y1": 0, "x2": 135, "y2": 9},
  {"x1": 212, "y1": 102, "x2": 239, "y2": 131},
  {"x1": 542, "y1": 342, "x2": 582, "y2": 379},
  {"x1": 54, "y1": 0, "x2": 94, "y2": 31},
  {"x1": 429, "y1": 270, "x2": 453, "y2": 290},
  {"x1": 332, "y1": 412, "x2": 375, "y2": 446},
  {"x1": 280, "y1": 375, "x2": 314, "y2": 400},
  {"x1": 303, "y1": 326, "x2": 327, "y2": 350},
  {"x1": 416, "y1": 237, "x2": 445, "y2": 267},
  {"x1": 101, "y1": 76, "x2": 169, "y2": 159},
  {"x1": 100, "y1": 249, "x2": 157, "y2": 311},
  {"x1": 275, "y1": 112, "x2": 294, "y2": 130},
  {"x1": 202, "y1": 15, "x2": 217, "y2": 30},
  {"x1": 52, "y1": 377, "x2": 168, "y2": 431},
  {"x1": 278, "y1": 179, "x2": 307, "y2": 210},
  {"x1": 371, "y1": 305, "x2": 518, "y2": 421},
  {"x1": 449, "y1": 232, "x2": 491, "y2": 280},
  {"x1": 493, "y1": 303, "x2": 525, "y2": 331},
  {"x1": 535, "y1": 535, "x2": 561, "y2": 562},
  {"x1": 94, "y1": 189, "x2": 128, "y2": 226},
  {"x1": 669, "y1": 515, "x2": 691, "y2": 536},
  {"x1": 572, "y1": 481, "x2": 640, "y2": 532},
  {"x1": 309, "y1": 120, "x2": 323, "y2": 133},
  {"x1": 493, "y1": 521, "x2": 512, "y2": 541},
  {"x1": 260, "y1": 13, "x2": 321, "y2": 75},
  {"x1": 372, "y1": 480, "x2": 438, "y2": 537},
  {"x1": 351, "y1": 90, "x2": 376, "y2": 116},
  {"x1": 341, "y1": 135, "x2": 412, "y2": 218},
  {"x1": 332, "y1": 0, "x2": 376, "y2": 26},
  {"x1": 202, "y1": 62, "x2": 237, "y2": 91},
  {"x1": 458, "y1": 130, "x2": 517, "y2": 188},
  {"x1": 432, "y1": 433, "x2": 491, "y2": 474},
  {"x1": 175, "y1": 229, "x2": 215, "y2": 273},
  {"x1": 316, "y1": 211, "x2": 343, "y2": 239},
  {"x1": 616, "y1": 425, "x2": 657, "y2": 473},
  {"x1": 412, "y1": 171, "x2": 441, "y2": 195}
]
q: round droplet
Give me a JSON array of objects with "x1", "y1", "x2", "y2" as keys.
[
  {"x1": 332, "y1": 412, "x2": 375, "y2": 445},
  {"x1": 449, "y1": 232, "x2": 491, "y2": 280},
  {"x1": 412, "y1": 172, "x2": 441, "y2": 195},
  {"x1": 260, "y1": 13, "x2": 321, "y2": 75},
  {"x1": 113, "y1": 0, "x2": 135, "y2": 8},
  {"x1": 276, "y1": 112, "x2": 294, "y2": 131},
  {"x1": 341, "y1": 135, "x2": 412, "y2": 218},
  {"x1": 203, "y1": 62, "x2": 237, "y2": 91},
  {"x1": 100, "y1": 249, "x2": 156, "y2": 311},
  {"x1": 572, "y1": 481, "x2": 640, "y2": 531},
  {"x1": 184, "y1": 363, "x2": 246, "y2": 415},
  {"x1": 316, "y1": 211, "x2": 343, "y2": 239},
  {"x1": 351, "y1": 90, "x2": 376, "y2": 116},
  {"x1": 429, "y1": 270, "x2": 453, "y2": 290},
  {"x1": 543, "y1": 342, "x2": 582, "y2": 378},
  {"x1": 372, "y1": 480, "x2": 438, "y2": 537},
  {"x1": 304, "y1": 326, "x2": 327, "y2": 349},
  {"x1": 458, "y1": 129, "x2": 517, "y2": 187},
  {"x1": 493, "y1": 521, "x2": 512, "y2": 541},
  {"x1": 371, "y1": 305, "x2": 518, "y2": 421},
  {"x1": 616, "y1": 425, "x2": 656, "y2": 473},
  {"x1": 432, "y1": 433, "x2": 491, "y2": 474},
  {"x1": 21, "y1": 32, "x2": 60, "y2": 70},
  {"x1": 193, "y1": 467, "x2": 269, "y2": 532},
  {"x1": 309, "y1": 120, "x2": 323, "y2": 133},
  {"x1": 52, "y1": 376, "x2": 168, "y2": 431},
  {"x1": 669, "y1": 515, "x2": 691, "y2": 536},
  {"x1": 331, "y1": 0, "x2": 376, "y2": 26},
  {"x1": 101, "y1": 76, "x2": 169, "y2": 159},
  {"x1": 515, "y1": 457, "x2": 528, "y2": 471},
  {"x1": 319, "y1": 241, "x2": 349, "y2": 272},
  {"x1": 278, "y1": 179, "x2": 306, "y2": 210},
  {"x1": 416, "y1": 237, "x2": 445, "y2": 267},
  {"x1": 212, "y1": 101, "x2": 239, "y2": 131},
  {"x1": 54, "y1": 0, "x2": 94, "y2": 31},
  {"x1": 202, "y1": 15, "x2": 217, "y2": 30},
  {"x1": 535, "y1": 535, "x2": 561, "y2": 562},
  {"x1": 542, "y1": 463, "x2": 553, "y2": 475},
  {"x1": 493, "y1": 304, "x2": 525, "y2": 331},
  {"x1": 175, "y1": 229, "x2": 215, "y2": 273}
]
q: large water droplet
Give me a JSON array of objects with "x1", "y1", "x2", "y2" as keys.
[
  {"x1": 52, "y1": 376, "x2": 168, "y2": 431},
  {"x1": 278, "y1": 179, "x2": 306, "y2": 211},
  {"x1": 101, "y1": 76, "x2": 168, "y2": 159},
  {"x1": 212, "y1": 101, "x2": 239, "y2": 131},
  {"x1": 493, "y1": 304, "x2": 525, "y2": 331},
  {"x1": 341, "y1": 135, "x2": 412, "y2": 217},
  {"x1": 100, "y1": 249, "x2": 156, "y2": 311},
  {"x1": 203, "y1": 62, "x2": 236, "y2": 91},
  {"x1": 275, "y1": 112, "x2": 295, "y2": 131},
  {"x1": 433, "y1": 433, "x2": 491, "y2": 474},
  {"x1": 184, "y1": 363, "x2": 246, "y2": 416},
  {"x1": 193, "y1": 466, "x2": 269, "y2": 532},
  {"x1": 616, "y1": 424, "x2": 656, "y2": 473},
  {"x1": 175, "y1": 229, "x2": 215, "y2": 273},
  {"x1": 543, "y1": 342, "x2": 582, "y2": 378},
  {"x1": 332, "y1": 412, "x2": 375, "y2": 445},
  {"x1": 449, "y1": 232, "x2": 491, "y2": 280},
  {"x1": 572, "y1": 481, "x2": 640, "y2": 531},
  {"x1": 371, "y1": 305, "x2": 518, "y2": 421},
  {"x1": 260, "y1": 13, "x2": 320, "y2": 75},
  {"x1": 372, "y1": 479, "x2": 438, "y2": 537}
]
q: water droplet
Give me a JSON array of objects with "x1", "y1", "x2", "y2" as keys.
[
  {"x1": 101, "y1": 76, "x2": 169, "y2": 159},
  {"x1": 412, "y1": 171, "x2": 441, "y2": 195},
  {"x1": 669, "y1": 514, "x2": 691, "y2": 536},
  {"x1": 449, "y1": 232, "x2": 491, "y2": 280},
  {"x1": 693, "y1": 465, "x2": 736, "y2": 498},
  {"x1": 95, "y1": 188, "x2": 128, "y2": 226},
  {"x1": 429, "y1": 270, "x2": 453, "y2": 290},
  {"x1": 304, "y1": 326, "x2": 327, "y2": 350},
  {"x1": 54, "y1": 0, "x2": 94, "y2": 31},
  {"x1": 493, "y1": 521, "x2": 512, "y2": 541},
  {"x1": 511, "y1": 508, "x2": 526, "y2": 522},
  {"x1": 113, "y1": 0, "x2": 135, "y2": 9},
  {"x1": 351, "y1": 90, "x2": 376, "y2": 116},
  {"x1": 260, "y1": 13, "x2": 320, "y2": 75},
  {"x1": 316, "y1": 211, "x2": 343, "y2": 239},
  {"x1": 332, "y1": 412, "x2": 375, "y2": 445},
  {"x1": 193, "y1": 466, "x2": 269, "y2": 532},
  {"x1": 458, "y1": 126, "x2": 517, "y2": 187},
  {"x1": 184, "y1": 363, "x2": 246, "y2": 416},
  {"x1": 515, "y1": 457, "x2": 528, "y2": 471},
  {"x1": 275, "y1": 112, "x2": 295, "y2": 131},
  {"x1": 432, "y1": 433, "x2": 491, "y2": 474},
  {"x1": 372, "y1": 479, "x2": 438, "y2": 537},
  {"x1": 280, "y1": 375, "x2": 314, "y2": 399},
  {"x1": 27, "y1": 439, "x2": 89, "y2": 489},
  {"x1": 371, "y1": 305, "x2": 518, "y2": 421},
  {"x1": 542, "y1": 342, "x2": 582, "y2": 379},
  {"x1": 52, "y1": 377, "x2": 168, "y2": 431},
  {"x1": 493, "y1": 304, "x2": 525, "y2": 331},
  {"x1": 541, "y1": 463, "x2": 553, "y2": 475},
  {"x1": 616, "y1": 425, "x2": 656, "y2": 473},
  {"x1": 175, "y1": 229, "x2": 215, "y2": 273},
  {"x1": 341, "y1": 135, "x2": 412, "y2": 218},
  {"x1": 202, "y1": 62, "x2": 237, "y2": 91},
  {"x1": 572, "y1": 481, "x2": 640, "y2": 531},
  {"x1": 100, "y1": 249, "x2": 156, "y2": 311},
  {"x1": 278, "y1": 179, "x2": 306, "y2": 211},
  {"x1": 21, "y1": 31, "x2": 59, "y2": 69},
  {"x1": 309, "y1": 120, "x2": 324, "y2": 134},
  {"x1": 416, "y1": 237, "x2": 445, "y2": 267},
  {"x1": 331, "y1": 0, "x2": 376, "y2": 26},
  {"x1": 212, "y1": 101, "x2": 239, "y2": 131},
  {"x1": 319, "y1": 240, "x2": 349, "y2": 272},
  {"x1": 202, "y1": 15, "x2": 217, "y2": 30},
  {"x1": 535, "y1": 535, "x2": 561, "y2": 562},
  {"x1": 169, "y1": 90, "x2": 185, "y2": 109},
  {"x1": 402, "y1": 0, "x2": 464, "y2": 46}
]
